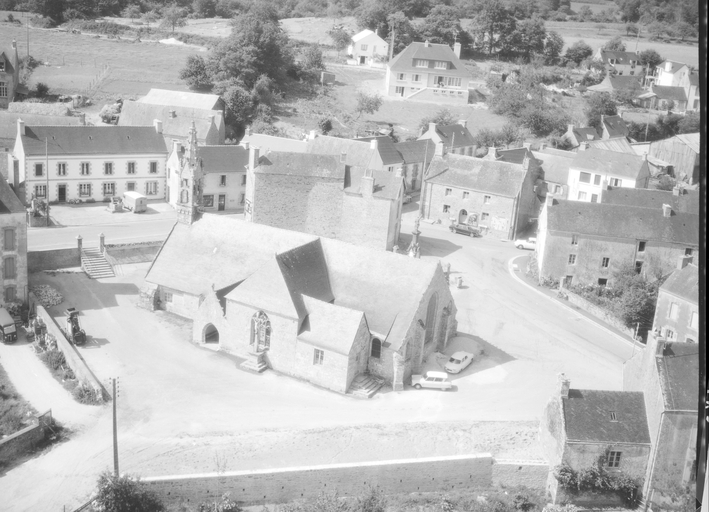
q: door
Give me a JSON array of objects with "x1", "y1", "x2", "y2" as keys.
[
  {"x1": 359, "y1": 56, "x2": 366, "y2": 64},
  {"x1": 58, "y1": 185, "x2": 66, "y2": 202},
  {"x1": 458, "y1": 209, "x2": 468, "y2": 224},
  {"x1": 218, "y1": 195, "x2": 226, "y2": 211}
]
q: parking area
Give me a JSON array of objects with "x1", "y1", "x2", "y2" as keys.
[{"x1": 47, "y1": 200, "x2": 176, "y2": 227}]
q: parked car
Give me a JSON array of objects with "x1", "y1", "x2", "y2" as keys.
[
  {"x1": 0, "y1": 307, "x2": 17, "y2": 344},
  {"x1": 403, "y1": 194, "x2": 413, "y2": 204},
  {"x1": 411, "y1": 371, "x2": 453, "y2": 390},
  {"x1": 449, "y1": 223, "x2": 481, "y2": 237},
  {"x1": 444, "y1": 351, "x2": 474, "y2": 374},
  {"x1": 514, "y1": 237, "x2": 536, "y2": 250}
]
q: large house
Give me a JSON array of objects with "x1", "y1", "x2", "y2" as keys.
[
  {"x1": 536, "y1": 197, "x2": 699, "y2": 288},
  {"x1": 348, "y1": 29, "x2": 389, "y2": 66},
  {"x1": 593, "y1": 49, "x2": 644, "y2": 77},
  {"x1": 418, "y1": 121, "x2": 475, "y2": 155},
  {"x1": 421, "y1": 149, "x2": 540, "y2": 239},
  {"x1": 0, "y1": 41, "x2": 21, "y2": 109},
  {"x1": 645, "y1": 60, "x2": 700, "y2": 111},
  {"x1": 245, "y1": 148, "x2": 404, "y2": 251},
  {"x1": 142, "y1": 214, "x2": 457, "y2": 394},
  {"x1": 0, "y1": 175, "x2": 27, "y2": 304},
  {"x1": 10, "y1": 120, "x2": 168, "y2": 203},
  {"x1": 532, "y1": 147, "x2": 576, "y2": 199},
  {"x1": 567, "y1": 147, "x2": 650, "y2": 203},
  {"x1": 385, "y1": 41, "x2": 472, "y2": 103},
  {"x1": 651, "y1": 256, "x2": 698, "y2": 344}
]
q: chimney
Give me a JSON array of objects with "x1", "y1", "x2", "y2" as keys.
[
  {"x1": 665, "y1": 61, "x2": 672, "y2": 72},
  {"x1": 453, "y1": 42, "x2": 461, "y2": 58},
  {"x1": 434, "y1": 141, "x2": 445, "y2": 156},
  {"x1": 370, "y1": 139, "x2": 378, "y2": 150},
  {"x1": 308, "y1": 130, "x2": 317, "y2": 140},
  {"x1": 374, "y1": 28, "x2": 378, "y2": 36},
  {"x1": 248, "y1": 145, "x2": 260, "y2": 171},
  {"x1": 601, "y1": 114, "x2": 605, "y2": 125},
  {"x1": 17, "y1": 119, "x2": 25, "y2": 136},
  {"x1": 172, "y1": 139, "x2": 180, "y2": 154},
  {"x1": 662, "y1": 203, "x2": 672, "y2": 217},
  {"x1": 246, "y1": 126, "x2": 252, "y2": 137},
  {"x1": 677, "y1": 255, "x2": 693, "y2": 270},
  {"x1": 340, "y1": 152, "x2": 347, "y2": 163},
  {"x1": 567, "y1": 123, "x2": 574, "y2": 133},
  {"x1": 428, "y1": 122, "x2": 436, "y2": 134},
  {"x1": 79, "y1": 113, "x2": 86, "y2": 125},
  {"x1": 361, "y1": 168, "x2": 374, "y2": 198},
  {"x1": 558, "y1": 373, "x2": 570, "y2": 399},
  {"x1": 154, "y1": 119, "x2": 163, "y2": 134},
  {"x1": 424, "y1": 40, "x2": 430, "y2": 47},
  {"x1": 458, "y1": 119, "x2": 467, "y2": 128},
  {"x1": 487, "y1": 146, "x2": 498, "y2": 160},
  {"x1": 241, "y1": 141, "x2": 250, "y2": 151},
  {"x1": 169, "y1": 110, "x2": 176, "y2": 119},
  {"x1": 672, "y1": 184, "x2": 682, "y2": 196}
]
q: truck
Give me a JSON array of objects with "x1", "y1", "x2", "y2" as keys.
[
  {"x1": 122, "y1": 191, "x2": 148, "y2": 213},
  {"x1": 0, "y1": 307, "x2": 17, "y2": 344}
]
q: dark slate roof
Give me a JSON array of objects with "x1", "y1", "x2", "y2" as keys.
[
  {"x1": 571, "y1": 148, "x2": 645, "y2": 179},
  {"x1": 427, "y1": 154, "x2": 527, "y2": 198},
  {"x1": 0, "y1": 176, "x2": 24, "y2": 214},
  {"x1": 354, "y1": 136, "x2": 404, "y2": 165},
  {"x1": 661, "y1": 263, "x2": 698, "y2": 304},
  {"x1": 601, "y1": 115, "x2": 629, "y2": 138},
  {"x1": 436, "y1": 124, "x2": 475, "y2": 148},
  {"x1": 389, "y1": 42, "x2": 471, "y2": 78},
  {"x1": 546, "y1": 199, "x2": 699, "y2": 246},
  {"x1": 587, "y1": 138, "x2": 635, "y2": 154},
  {"x1": 0, "y1": 112, "x2": 85, "y2": 143},
  {"x1": 563, "y1": 389, "x2": 651, "y2": 444},
  {"x1": 600, "y1": 187, "x2": 700, "y2": 214},
  {"x1": 118, "y1": 101, "x2": 223, "y2": 140},
  {"x1": 651, "y1": 85, "x2": 688, "y2": 102},
  {"x1": 532, "y1": 150, "x2": 574, "y2": 185},
  {"x1": 255, "y1": 152, "x2": 344, "y2": 179},
  {"x1": 306, "y1": 136, "x2": 377, "y2": 170},
  {"x1": 344, "y1": 168, "x2": 402, "y2": 201},
  {"x1": 599, "y1": 50, "x2": 640, "y2": 66},
  {"x1": 198, "y1": 145, "x2": 248, "y2": 173},
  {"x1": 20, "y1": 126, "x2": 167, "y2": 156},
  {"x1": 495, "y1": 147, "x2": 533, "y2": 165},
  {"x1": 656, "y1": 343, "x2": 699, "y2": 411},
  {"x1": 394, "y1": 139, "x2": 436, "y2": 164},
  {"x1": 567, "y1": 126, "x2": 600, "y2": 146}
]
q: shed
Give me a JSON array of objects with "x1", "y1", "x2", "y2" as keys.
[{"x1": 648, "y1": 134, "x2": 700, "y2": 185}]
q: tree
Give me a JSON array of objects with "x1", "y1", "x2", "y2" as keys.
[
  {"x1": 618, "y1": 0, "x2": 641, "y2": 22},
  {"x1": 354, "y1": 486, "x2": 387, "y2": 512},
  {"x1": 471, "y1": 0, "x2": 516, "y2": 56},
  {"x1": 625, "y1": 23, "x2": 639, "y2": 36},
  {"x1": 585, "y1": 92, "x2": 617, "y2": 132},
  {"x1": 543, "y1": 31, "x2": 564, "y2": 64},
  {"x1": 647, "y1": 21, "x2": 667, "y2": 40},
  {"x1": 564, "y1": 40, "x2": 593, "y2": 65},
  {"x1": 671, "y1": 21, "x2": 696, "y2": 41},
  {"x1": 141, "y1": 10, "x2": 159, "y2": 32},
  {"x1": 419, "y1": 5, "x2": 470, "y2": 47},
  {"x1": 328, "y1": 27, "x2": 351, "y2": 56},
  {"x1": 353, "y1": 91, "x2": 382, "y2": 120},
  {"x1": 121, "y1": 4, "x2": 141, "y2": 22},
  {"x1": 386, "y1": 11, "x2": 419, "y2": 56},
  {"x1": 301, "y1": 45, "x2": 324, "y2": 71},
  {"x1": 192, "y1": 0, "x2": 216, "y2": 18},
  {"x1": 677, "y1": 112, "x2": 699, "y2": 133},
  {"x1": 638, "y1": 49, "x2": 663, "y2": 74},
  {"x1": 160, "y1": 4, "x2": 187, "y2": 33},
  {"x1": 418, "y1": 108, "x2": 456, "y2": 133},
  {"x1": 179, "y1": 55, "x2": 213, "y2": 90},
  {"x1": 611, "y1": 263, "x2": 660, "y2": 332},
  {"x1": 220, "y1": 83, "x2": 256, "y2": 129},
  {"x1": 602, "y1": 36, "x2": 626, "y2": 52},
  {"x1": 94, "y1": 472, "x2": 164, "y2": 512},
  {"x1": 355, "y1": 0, "x2": 391, "y2": 38},
  {"x1": 508, "y1": 15, "x2": 546, "y2": 61}
]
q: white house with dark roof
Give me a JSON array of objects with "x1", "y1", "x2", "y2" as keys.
[
  {"x1": 347, "y1": 29, "x2": 389, "y2": 66},
  {"x1": 142, "y1": 214, "x2": 457, "y2": 393},
  {"x1": 592, "y1": 49, "x2": 644, "y2": 77},
  {"x1": 385, "y1": 41, "x2": 472, "y2": 103},
  {"x1": 418, "y1": 121, "x2": 475, "y2": 155},
  {"x1": 0, "y1": 175, "x2": 27, "y2": 304},
  {"x1": 10, "y1": 120, "x2": 168, "y2": 204}
]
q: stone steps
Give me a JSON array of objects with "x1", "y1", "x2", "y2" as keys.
[
  {"x1": 81, "y1": 248, "x2": 115, "y2": 279},
  {"x1": 347, "y1": 374, "x2": 383, "y2": 398},
  {"x1": 239, "y1": 352, "x2": 268, "y2": 373}
]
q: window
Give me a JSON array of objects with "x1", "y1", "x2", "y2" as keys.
[
  {"x1": 34, "y1": 163, "x2": 44, "y2": 177},
  {"x1": 445, "y1": 188, "x2": 452, "y2": 196},
  {"x1": 150, "y1": 161, "x2": 158, "y2": 174},
  {"x1": 0, "y1": 62, "x2": 3, "y2": 71},
  {"x1": 0, "y1": 82, "x2": 7, "y2": 98},
  {"x1": 664, "y1": 327, "x2": 676, "y2": 340},
  {"x1": 360, "y1": 44, "x2": 368, "y2": 51},
  {"x1": 395, "y1": 86, "x2": 405, "y2": 95},
  {"x1": 3, "y1": 257, "x2": 16, "y2": 279},
  {"x1": 481, "y1": 212, "x2": 489, "y2": 221},
  {"x1": 371, "y1": 338, "x2": 381, "y2": 359},
  {"x1": 241, "y1": 175, "x2": 247, "y2": 185},
  {"x1": 484, "y1": 195, "x2": 491, "y2": 204},
  {"x1": 601, "y1": 257, "x2": 610, "y2": 268},
  {"x1": 240, "y1": 193, "x2": 245, "y2": 205},
  {"x1": 594, "y1": 174, "x2": 601, "y2": 185},
  {"x1": 164, "y1": 292, "x2": 173, "y2": 303},
  {"x1": 579, "y1": 172, "x2": 591, "y2": 183},
  {"x1": 3, "y1": 229, "x2": 15, "y2": 251},
  {"x1": 80, "y1": 162, "x2": 90, "y2": 175},
  {"x1": 434, "y1": 61, "x2": 447, "y2": 69},
  {"x1": 607, "y1": 451, "x2": 622, "y2": 468},
  {"x1": 578, "y1": 191, "x2": 587, "y2": 201},
  {"x1": 591, "y1": 194, "x2": 598, "y2": 203},
  {"x1": 127, "y1": 162, "x2": 136, "y2": 174},
  {"x1": 568, "y1": 254, "x2": 577, "y2": 265},
  {"x1": 79, "y1": 184, "x2": 92, "y2": 197},
  {"x1": 610, "y1": 178, "x2": 622, "y2": 187},
  {"x1": 462, "y1": 192, "x2": 469, "y2": 199},
  {"x1": 34, "y1": 185, "x2": 46, "y2": 198},
  {"x1": 313, "y1": 348, "x2": 324, "y2": 365},
  {"x1": 127, "y1": 182, "x2": 136, "y2": 191},
  {"x1": 690, "y1": 311, "x2": 698, "y2": 330},
  {"x1": 104, "y1": 162, "x2": 113, "y2": 175},
  {"x1": 102, "y1": 182, "x2": 115, "y2": 196},
  {"x1": 412, "y1": 74, "x2": 421, "y2": 82},
  {"x1": 598, "y1": 278, "x2": 608, "y2": 286},
  {"x1": 434, "y1": 76, "x2": 461, "y2": 87},
  {"x1": 4, "y1": 286, "x2": 16, "y2": 302},
  {"x1": 669, "y1": 302, "x2": 679, "y2": 320},
  {"x1": 145, "y1": 182, "x2": 158, "y2": 196},
  {"x1": 637, "y1": 241, "x2": 646, "y2": 252},
  {"x1": 685, "y1": 248, "x2": 693, "y2": 256},
  {"x1": 609, "y1": 411, "x2": 618, "y2": 421},
  {"x1": 635, "y1": 261, "x2": 643, "y2": 273},
  {"x1": 203, "y1": 195, "x2": 214, "y2": 208},
  {"x1": 397, "y1": 73, "x2": 406, "y2": 81},
  {"x1": 571, "y1": 235, "x2": 579, "y2": 245},
  {"x1": 220, "y1": 175, "x2": 227, "y2": 186},
  {"x1": 57, "y1": 162, "x2": 67, "y2": 176},
  {"x1": 442, "y1": 205, "x2": 450, "y2": 213},
  {"x1": 414, "y1": 59, "x2": 428, "y2": 67}
]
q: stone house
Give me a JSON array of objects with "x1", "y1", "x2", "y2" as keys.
[
  {"x1": 240, "y1": 129, "x2": 308, "y2": 154},
  {"x1": 540, "y1": 374, "x2": 651, "y2": 506},
  {"x1": 593, "y1": 49, "x2": 644, "y2": 77},
  {"x1": 245, "y1": 147, "x2": 403, "y2": 252},
  {"x1": 567, "y1": 147, "x2": 650, "y2": 203},
  {"x1": 166, "y1": 124, "x2": 248, "y2": 212},
  {"x1": 536, "y1": 197, "x2": 699, "y2": 288},
  {"x1": 10, "y1": 121, "x2": 168, "y2": 204},
  {"x1": 418, "y1": 121, "x2": 475, "y2": 156},
  {"x1": 532, "y1": 147, "x2": 575, "y2": 200},
  {"x1": 651, "y1": 256, "x2": 698, "y2": 344},
  {"x1": 599, "y1": 186, "x2": 699, "y2": 215},
  {"x1": 143, "y1": 214, "x2": 457, "y2": 393},
  {"x1": 623, "y1": 333, "x2": 699, "y2": 508},
  {"x1": 648, "y1": 133, "x2": 700, "y2": 185},
  {"x1": 385, "y1": 41, "x2": 472, "y2": 103},
  {"x1": 0, "y1": 41, "x2": 20, "y2": 109},
  {"x1": 347, "y1": 29, "x2": 389, "y2": 66},
  {"x1": 422, "y1": 149, "x2": 540, "y2": 239},
  {"x1": 0, "y1": 176, "x2": 27, "y2": 304},
  {"x1": 306, "y1": 134, "x2": 402, "y2": 174},
  {"x1": 393, "y1": 139, "x2": 435, "y2": 192}
]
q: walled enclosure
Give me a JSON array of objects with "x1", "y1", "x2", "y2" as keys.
[{"x1": 0, "y1": 410, "x2": 53, "y2": 464}]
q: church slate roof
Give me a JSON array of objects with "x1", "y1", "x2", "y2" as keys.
[
  {"x1": 656, "y1": 342, "x2": 698, "y2": 411},
  {"x1": 426, "y1": 154, "x2": 527, "y2": 198},
  {"x1": 19, "y1": 126, "x2": 167, "y2": 156}
]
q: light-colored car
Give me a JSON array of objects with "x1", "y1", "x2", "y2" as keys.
[
  {"x1": 444, "y1": 351, "x2": 474, "y2": 374},
  {"x1": 514, "y1": 237, "x2": 537, "y2": 250},
  {"x1": 411, "y1": 371, "x2": 453, "y2": 390}
]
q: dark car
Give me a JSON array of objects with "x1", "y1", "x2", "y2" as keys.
[{"x1": 449, "y1": 223, "x2": 481, "y2": 237}]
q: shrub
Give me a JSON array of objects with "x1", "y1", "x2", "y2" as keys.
[
  {"x1": 40, "y1": 349, "x2": 66, "y2": 371},
  {"x1": 318, "y1": 117, "x2": 333, "y2": 135},
  {"x1": 86, "y1": 198, "x2": 96, "y2": 203},
  {"x1": 72, "y1": 385, "x2": 103, "y2": 405},
  {"x1": 94, "y1": 472, "x2": 165, "y2": 512},
  {"x1": 35, "y1": 82, "x2": 49, "y2": 98}
]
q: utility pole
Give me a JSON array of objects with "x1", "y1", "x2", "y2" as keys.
[
  {"x1": 112, "y1": 377, "x2": 119, "y2": 477},
  {"x1": 45, "y1": 138, "x2": 49, "y2": 222},
  {"x1": 26, "y1": 12, "x2": 29, "y2": 58}
]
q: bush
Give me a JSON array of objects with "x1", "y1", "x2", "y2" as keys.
[
  {"x1": 94, "y1": 472, "x2": 165, "y2": 512},
  {"x1": 35, "y1": 82, "x2": 49, "y2": 98},
  {"x1": 30, "y1": 16, "x2": 56, "y2": 28},
  {"x1": 73, "y1": 20, "x2": 131, "y2": 36},
  {"x1": 39, "y1": 349, "x2": 66, "y2": 371},
  {"x1": 72, "y1": 385, "x2": 103, "y2": 405},
  {"x1": 86, "y1": 198, "x2": 96, "y2": 203}
]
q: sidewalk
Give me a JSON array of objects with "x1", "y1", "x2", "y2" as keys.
[{"x1": 509, "y1": 254, "x2": 645, "y2": 350}]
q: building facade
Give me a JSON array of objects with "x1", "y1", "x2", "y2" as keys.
[
  {"x1": 652, "y1": 257, "x2": 698, "y2": 344},
  {"x1": 0, "y1": 176, "x2": 27, "y2": 304},
  {"x1": 348, "y1": 30, "x2": 389, "y2": 66},
  {"x1": 0, "y1": 41, "x2": 20, "y2": 110},
  {"x1": 593, "y1": 49, "x2": 644, "y2": 76}
]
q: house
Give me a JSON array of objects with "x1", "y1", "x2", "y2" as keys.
[
  {"x1": 348, "y1": 29, "x2": 389, "y2": 66},
  {"x1": 240, "y1": 129, "x2": 308, "y2": 154},
  {"x1": 245, "y1": 148, "x2": 404, "y2": 252},
  {"x1": 353, "y1": 136, "x2": 405, "y2": 173},
  {"x1": 0, "y1": 41, "x2": 21, "y2": 109},
  {"x1": 306, "y1": 134, "x2": 402, "y2": 174},
  {"x1": 10, "y1": 120, "x2": 168, "y2": 203},
  {"x1": 648, "y1": 133, "x2": 700, "y2": 185},
  {"x1": 644, "y1": 60, "x2": 699, "y2": 111},
  {"x1": 138, "y1": 88, "x2": 224, "y2": 112},
  {"x1": 677, "y1": 69, "x2": 700, "y2": 112},
  {"x1": 600, "y1": 186, "x2": 700, "y2": 215},
  {"x1": 166, "y1": 123, "x2": 248, "y2": 212},
  {"x1": 540, "y1": 374, "x2": 651, "y2": 506},
  {"x1": 418, "y1": 121, "x2": 476, "y2": 156},
  {"x1": 532, "y1": 147, "x2": 576, "y2": 199},
  {"x1": 586, "y1": 75, "x2": 643, "y2": 97},
  {"x1": 142, "y1": 214, "x2": 457, "y2": 394},
  {"x1": 622, "y1": 333, "x2": 699, "y2": 508},
  {"x1": 422, "y1": 149, "x2": 540, "y2": 239},
  {"x1": 385, "y1": 41, "x2": 472, "y2": 103},
  {"x1": 593, "y1": 49, "x2": 644, "y2": 77},
  {"x1": 0, "y1": 175, "x2": 27, "y2": 304},
  {"x1": 393, "y1": 139, "x2": 435, "y2": 192},
  {"x1": 567, "y1": 147, "x2": 650, "y2": 203},
  {"x1": 536, "y1": 198, "x2": 699, "y2": 287},
  {"x1": 118, "y1": 100, "x2": 225, "y2": 146},
  {"x1": 600, "y1": 114, "x2": 629, "y2": 140},
  {"x1": 651, "y1": 256, "x2": 698, "y2": 343},
  {"x1": 561, "y1": 124, "x2": 599, "y2": 149},
  {"x1": 637, "y1": 84, "x2": 688, "y2": 112}
]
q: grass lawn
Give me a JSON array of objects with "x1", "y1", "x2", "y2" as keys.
[{"x1": 0, "y1": 360, "x2": 37, "y2": 438}]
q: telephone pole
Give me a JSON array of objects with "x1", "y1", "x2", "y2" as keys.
[{"x1": 112, "y1": 377, "x2": 119, "y2": 477}]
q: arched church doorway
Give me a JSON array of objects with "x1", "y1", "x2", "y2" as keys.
[{"x1": 204, "y1": 323, "x2": 219, "y2": 344}]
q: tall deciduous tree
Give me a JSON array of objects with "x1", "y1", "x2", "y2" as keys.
[
  {"x1": 160, "y1": 4, "x2": 187, "y2": 34},
  {"x1": 471, "y1": 0, "x2": 516, "y2": 56},
  {"x1": 353, "y1": 91, "x2": 383, "y2": 120},
  {"x1": 179, "y1": 54, "x2": 213, "y2": 90},
  {"x1": 507, "y1": 15, "x2": 546, "y2": 61},
  {"x1": 328, "y1": 27, "x2": 351, "y2": 56},
  {"x1": 419, "y1": 5, "x2": 470, "y2": 47},
  {"x1": 386, "y1": 11, "x2": 419, "y2": 56},
  {"x1": 543, "y1": 31, "x2": 564, "y2": 64},
  {"x1": 602, "y1": 36, "x2": 626, "y2": 52},
  {"x1": 564, "y1": 40, "x2": 593, "y2": 65}
]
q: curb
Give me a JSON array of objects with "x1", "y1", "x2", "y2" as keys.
[{"x1": 507, "y1": 256, "x2": 644, "y2": 351}]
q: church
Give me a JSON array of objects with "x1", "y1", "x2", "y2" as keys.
[{"x1": 141, "y1": 128, "x2": 458, "y2": 393}]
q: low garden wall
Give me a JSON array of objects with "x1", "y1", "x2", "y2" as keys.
[
  {"x1": 562, "y1": 290, "x2": 635, "y2": 338},
  {"x1": 0, "y1": 410, "x2": 53, "y2": 464},
  {"x1": 103, "y1": 241, "x2": 162, "y2": 265},
  {"x1": 492, "y1": 459, "x2": 549, "y2": 489},
  {"x1": 28, "y1": 248, "x2": 81, "y2": 272}
]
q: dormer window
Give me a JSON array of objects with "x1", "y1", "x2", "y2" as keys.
[
  {"x1": 434, "y1": 61, "x2": 448, "y2": 69},
  {"x1": 0, "y1": 61, "x2": 5, "y2": 72},
  {"x1": 414, "y1": 59, "x2": 428, "y2": 68}
]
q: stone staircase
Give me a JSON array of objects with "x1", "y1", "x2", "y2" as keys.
[
  {"x1": 239, "y1": 351, "x2": 268, "y2": 373},
  {"x1": 347, "y1": 374, "x2": 384, "y2": 399},
  {"x1": 81, "y1": 248, "x2": 115, "y2": 279}
]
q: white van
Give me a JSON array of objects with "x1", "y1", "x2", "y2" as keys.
[{"x1": 123, "y1": 191, "x2": 148, "y2": 213}]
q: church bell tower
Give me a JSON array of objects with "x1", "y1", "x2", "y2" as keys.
[{"x1": 176, "y1": 121, "x2": 204, "y2": 225}]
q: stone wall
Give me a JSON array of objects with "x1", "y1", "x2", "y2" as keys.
[
  {"x1": 562, "y1": 442, "x2": 650, "y2": 482},
  {"x1": 491, "y1": 460, "x2": 549, "y2": 489},
  {"x1": 563, "y1": 290, "x2": 634, "y2": 338},
  {"x1": 28, "y1": 247, "x2": 80, "y2": 272},
  {"x1": 0, "y1": 410, "x2": 52, "y2": 464},
  {"x1": 103, "y1": 241, "x2": 162, "y2": 265}
]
